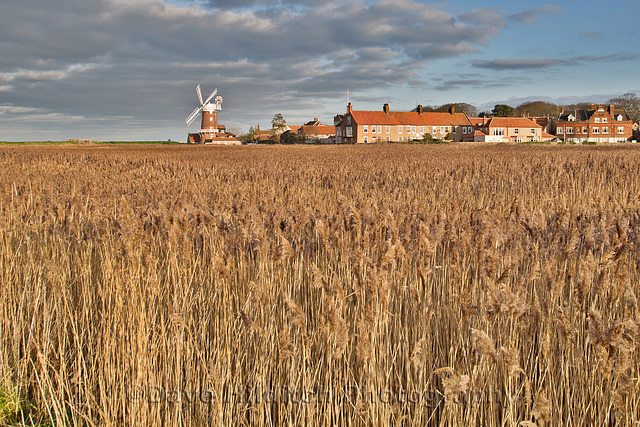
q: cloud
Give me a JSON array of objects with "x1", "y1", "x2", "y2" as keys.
[
  {"x1": 581, "y1": 31, "x2": 604, "y2": 40},
  {"x1": 0, "y1": 0, "x2": 510, "y2": 140},
  {"x1": 508, "y1": 5, "x2": 563, "y2": 25},
  {"x1": 472, "y1": 53, "x2": 640, "y2": 71},
  {"x1": 472, "y1": 58, "x2": 569, "y2": 70}
]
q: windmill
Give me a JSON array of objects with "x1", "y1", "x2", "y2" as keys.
[{"x1": 186, "y1": 84, "x2": 223, "y2": 143}]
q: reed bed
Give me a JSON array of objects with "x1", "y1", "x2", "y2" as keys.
[{"x1": 0, "y1": 143, "x2": 639, "y2": 426}]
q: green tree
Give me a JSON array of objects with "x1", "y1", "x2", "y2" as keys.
[
  {"x1": 271, "y1": 113, "x2": 287, "y2": 131},
  {"x1": 513, "y1": 101, "x2": 561, "y2": 117},
  {"x1": 608, "y1": 93, "x2": 640, "y2": 122},
  {"x1": 492, "y1": 104, "x2": 514, "y2": 117}
]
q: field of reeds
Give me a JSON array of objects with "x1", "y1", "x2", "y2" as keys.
[{"x1": 0, "y1": 143, "x2": 639, "y2": 426}]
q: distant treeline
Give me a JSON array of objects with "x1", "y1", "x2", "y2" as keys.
[{"x1": 422, "y1": 93, "x2": 640, "y2": 122}]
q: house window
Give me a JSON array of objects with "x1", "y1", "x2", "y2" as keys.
[
  {"x1": 531, "y1": 129, "x2": 535, "y2": 134},
  {"x1": 493, "y1": 128, "x2": 505, "y2": 136},
  {"x1": 593, "y1": 127, "x2": 600, "y2": 134},
  {"x1": 594, "y1": 118, "x2": 600, "y2": 123},
  {"x1": 399, "y1": 137, "x2": 403, "y2": 142},
  {"x1": 386, "y1": 137, "x2": 390, "y2": 142},
  {"x1": 385, "y1": 126, "x2": 390, "y2": 133},
  {"x1": 440, "y1": 126, "x2": 446, "y2": 134},
  {"x1": 346, "y1": 127, "x2": 353, "y2": 137},
  {"x1": 514, "y1": 128, "x2": 519, "y2": 134},
  {"x1": 377, "y1": 125, "x2": 382, "y2": 133},
  {"x1": 558, "y1": 127, "x2": 564, "y2": 134},
  {"x1": 602, "y1": 118, "x2": 608, "y2": 123},
  {"x1": 602, "y1": 127, "x2": 609, "y2": 134},
  {"x1": 363, "y1": 125, "x2": 368, "y2": 133},
  {"x1": 618, "y1": 127, "x2": 625, "y2": 134},
  {"x1": 582, "y1": 127, "x2": 588, "y2": 134},
  {"x1": 419, "y1": 126, "x2": 424, "y2": 133},
  {"x1": 462, "y1": 127, "x2": 467, "y2": 134},
  {"x1": 399, "y1": 126, "x2": 403, "y2": 133},
  {"x1": 516, "y1": 137, "x2": 522, "y2": 142},
  {"x1": 411, "y1": 126, "x2": 416, "y2": 133},
  {"x1": 363, "y1": 136, "x2": 368, "y2": 143},
  {"x1": 566, "y1": 127, "x2": 573, "y2": 134}
]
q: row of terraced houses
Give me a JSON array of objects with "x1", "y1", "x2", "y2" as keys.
[{"x1": 332, "y1": 102, "x2": 637, "y2": 143}]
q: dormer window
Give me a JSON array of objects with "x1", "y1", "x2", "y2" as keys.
[
  {"x1": 568, "y1": 114, "x2": 575, "y2": 121},
  {"x1": 594, "y1": 118, "x2": 600, "y2": 123},
  {"x1": 617, "y1": 114, "x2": 623, "y2": 121}
]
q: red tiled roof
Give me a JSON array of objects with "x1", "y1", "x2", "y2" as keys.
[
  {"x1": 288, "y1": 125, "x2": 302, "y2": 132},
  {"x1": 350, "y1": 110, "x2": 472, "y2": 126},
  {"x1": 301, "y1": 125, "x2": 335, "y2": 136},
  {"x1": 484, "y1": 117, "x2": 542, "y2": 128}
]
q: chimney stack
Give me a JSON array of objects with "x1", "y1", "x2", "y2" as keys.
[
  {"x1": 449, "y1": 105, "x2": 455, "y2": 115},
  {"x1": 609, "y1": 104, "x2": 615, "y2": 115},
  {"x1": 417, "y1": 104, "x2": 423, "y2": 115},
  {"x1": 347, "y1": 102, "x2": 353, "y2": 114},
  {"x1": 383, "y1": 103, "x2": 390, "y2": 113},
  {"x1": 590, "y1": 103, "x2": 597, "y2": 110}
]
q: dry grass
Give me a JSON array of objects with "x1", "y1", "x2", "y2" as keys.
[{"x1": 0, "y1": 143, "x2": 639, "y2": 426}]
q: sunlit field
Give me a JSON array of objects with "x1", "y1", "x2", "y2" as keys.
[{"x1": 1, "y1": 143, "x2": 639, "y2": 426}]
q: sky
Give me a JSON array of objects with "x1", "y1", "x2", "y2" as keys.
[{"x1": 1, "y1": 0, "x2": 639, "y2": 141}]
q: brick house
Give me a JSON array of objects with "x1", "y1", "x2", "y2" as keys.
[
  {"x1": 555, "y1": 104, "x2": 634, "y2": 143},
  {"x1": 298, "y1": 118, "x2": 335, "y2": 143},
  {"x1": 471, "y1": 117, "x2": 543, "y2": 142},
  {"x1": 334, "y1": 103, "x2": 474, "y2": 143}
]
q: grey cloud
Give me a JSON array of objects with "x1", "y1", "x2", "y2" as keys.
[
  {"x1": 0, "y1": 0, "x2": 506, "y2": 140},
  {"x1": 508, "y1": 5, "x2": 563, "y2": 25},
  {"x1": 472, "y1": 58, "x2": 569, "y2": 70}
]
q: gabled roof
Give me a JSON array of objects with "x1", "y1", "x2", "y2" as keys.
[
  {"x1": 303, "y1": 118, "x2": 326, "y2": 126},
  {"x1": 300, "y1": 125, "x2": 335, "y2": 136},
  {"x1": 350, "y1": 110, "x2": 472, "y2": 126},
  {"x1": 481, "y1": 117, "x2": 542, "y2": 129},
  {"x1": 558, "y1": 107, "x2": 631, "y2": 122}
]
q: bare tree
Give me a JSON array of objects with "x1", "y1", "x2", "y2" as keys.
[{"x1": 608, "y1": 93, "x2": 640, "y2": 122}]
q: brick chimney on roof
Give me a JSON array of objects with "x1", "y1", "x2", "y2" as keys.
[
  {"x1": 347, "y1": 102, "x2": 352, "y2": 114},
  {"x1": 609, "y1": 104, "x2": 615, "y2": 115},
  {"x1": 449, "y1": 105, "x2": 455, "y2": 115},
  {"x1": 590, "y1": 103, "x2": 597, "y2": 110},
  {"x1": 417, "y1": 104, "x2": 423, "y2": 115},
  {"x1": 383, "y1": 103, "x2": 390, "y2": 113}
]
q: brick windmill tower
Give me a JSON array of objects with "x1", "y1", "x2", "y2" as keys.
[{"x1": 186, "y1": 85, "x2": 223, "y2": 143}]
